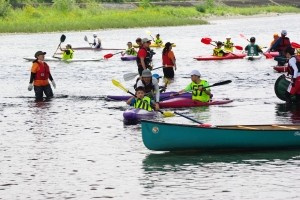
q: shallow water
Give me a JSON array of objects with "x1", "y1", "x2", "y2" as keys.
[{"x1": 1, "y1": 14, "x2": 300, "y2": 199}]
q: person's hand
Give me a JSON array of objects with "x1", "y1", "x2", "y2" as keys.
[
  {"x1": 28, "y1": 83, "x2": 33, "y2": 91},
  {"x1": 52, "y1": 80, "x2": 56, "y2": 89},
  {"x1": 155, "y1": 103, "x2": 160, "y2": 111}
]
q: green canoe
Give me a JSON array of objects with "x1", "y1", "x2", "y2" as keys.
[{"x1": 141, "y1": 120, "x2": 300, "y2": 151}]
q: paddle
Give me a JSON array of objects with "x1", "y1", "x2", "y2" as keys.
[
  {"x1": 291, "y1": 42, "x2": 300, "y2": 49},
  {"x1": 112, "y1": 79, "x2": 175, "y2": 117},
  {"x1": 174, "y1": 112, "x2": 212, "y2": 127},
  {"x1": 240, "y1": 34, "x2": 272, "y2": 59},
  {"x1": 202, "y1": 37, "x2": 243, "y2": 50},
  {"x1": 201, "y1": 38, "x2": 237, "y2": 56},
  {"x1": 161, "y1": 80, "x2": 232, "y2": 101},
  {"x1": 123, "y1": 66, "x2": 163, "y2": 81},
  {"x1": 145, "y1": 30, "x2": 155, "y2": 41},
  {"x1": 53, "y1": 34, "x2": 66, "y2": 57},
  {"x1": 84, "y1": 35, "x2": 92, "y2": 47},
  {"x1": 104, "y1": 51, "x2": 123, "y2": 59}
]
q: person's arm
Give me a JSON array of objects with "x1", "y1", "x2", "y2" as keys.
[
  {"x1": 290, "y1": 58, "x2": 298, "y2": 79},
  {"x1": 150, "y1": 100, "x2": 159, "y2": 111},
  {"x1": 126, "y1": 96, "x2": 135, "y2": 105},
  {"x1": 270, "y1": 38, "x2": 281, "y2": 51},
  {"x1": 152, "y1": 78, "x2": 160, "y2": 103},
  {"x1": 121, "y1": 51, "x2": 125, "y2": 56},
  {"x1": 257, "y1": 45, "x2": 263, "y2": 53},
  {"x1": 169, "y1": 51, "x2": 176, "y2": 70},
  {"x1": 245, "y1": 45, "x2": 249, "y2": 51}
]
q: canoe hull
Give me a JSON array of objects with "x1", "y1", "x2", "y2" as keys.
[
  {"x1": 193, "y1": 53, "x2": 246, "y2": 61},
  {"x1": 107, "y1": 92, "x2": 192, "y2": 101},
  {"x1": 141, "y1": 120, "x2": 300, "y2": 151},
  {"x1": 121, "y1": 55, "x2": 137, "y2": 61},
  {"x1": 159, "y1": 97, "x2": 233, "y2": 108},
  {"x1": 23, "y1": 57, "x2": 102, "y2": 62},
  {"x1": 274, "y1": 75, "x2": 296, "y2": 102}
]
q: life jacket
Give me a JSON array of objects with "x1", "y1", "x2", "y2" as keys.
[
  {"x1": 126, "y1": 48, "x2": 137, "y2": 56},
  {"x1": 35, "y1": 61, "x2": 50, "y2": 80},
  {"x1": 142, "y1": 79, "x2": 154, "y2": 93},
  {"x1": 162, "y1": 50, "x2": 175, "y2": 66},
  {"x1": 191, "y1": 80, "x2": 210, "y2": 102},
  {"x1": 133, "y1": 96, "x2": 152, "y2": 111},
  {"x1": 276, "y1": 37, "x2": 291, "y2": 51},
  {"x1": 136, "y1": 47, "x2": 152, "y2": 67},
  {"x1": 287, "y1": 56, "x2": 300, "y2": 75},
  {"x1": 62, "y1": 49, "x2": 74, "y2": 60},
  {"x1": 213, "y1": 47, "x2": 223, "y2": 57},
  {"x1": 155, "y1": 38, "x2": 162, "y2": 44},
  {"x1": 224, "y1": 41, "x2": 233, "y2": 52},
  {"x1": 247, "y1": 44, "x2": 259, "y2": 56}
]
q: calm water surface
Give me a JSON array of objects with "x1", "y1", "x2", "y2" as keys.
[{"x1": 1, "y1": 14, "x2": 300, "y2": 199}]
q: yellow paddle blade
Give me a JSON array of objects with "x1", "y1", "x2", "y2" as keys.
[
  {"x1": 112, "y1": 79, "x2": 129, "y2": 93},
  {"x1": 145, "y1": 30, "x2": 151, "y2": 36},
  {"x1": 163, "y1": 111, "x2": 175, "y2": 117}
]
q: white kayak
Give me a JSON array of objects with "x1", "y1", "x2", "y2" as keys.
[
  {"x1": 244, "y1": 55, "x2": 263, "y2": 60},
  {"x1": 23, "y1": 57, "x2": 104, "y2": 62}
]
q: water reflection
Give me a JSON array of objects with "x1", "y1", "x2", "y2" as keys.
[{"x1": 276, "y1": 103, "x2": 300, "y2": 124}]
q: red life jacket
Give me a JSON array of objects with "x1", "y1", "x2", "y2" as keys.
[
  {"x1": 35, "y1": 62, "x2": 50, "y2": 80},
  {"x1": 162, "y1": 50, "x2": 174, "y2": 66},
  {"x1": 276, "y1": 37, "x2": 291, "y2": 51},
  {"x1": 287, "y1": 56, "x2": 300, "y2": 75}
]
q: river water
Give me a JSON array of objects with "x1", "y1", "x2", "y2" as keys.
[{"x1": 1, "y1": 14, "x2": 300, "y2": 199}]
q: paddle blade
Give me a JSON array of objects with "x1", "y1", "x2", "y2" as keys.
[
  {"x1": 84, "y1": 35, "x2": 88, "y2": 42},
  {"x1": 234, "y1": 45, "x2": 243, "y2": 50},
  {"x1": 123, "y1": 73, "x2": 139, "y2": 81},
  {"x1": 201, "y1": 38, "x2": 212, "y2": 45},
  {"x1": 209, "y1": 80, "x2": 232, "y2": 87},
  {"x1": 163, "y1": 111, "x2": 175, "y2": 117},
  {"x1": 112, "y1": 79, "x2": 129, "y2": 93},
  {"x1": 104, "y1": 53, "x2": 113, "y2": 59},
  {"x1": 145, "y1": 30, "x2": 151, "y2": 36},
  {"x1": 239, "y1": 34, "x2": 246, "y2": 39},
  {"x1": 61, "y1": 34, "x2": 66, "y2": 43},
  {"x1": 291, "y1": 42, "x2": 300, "y2": 49},
  {"x1": 264, "y1": 53, "x2": 273, "y2": 59}
]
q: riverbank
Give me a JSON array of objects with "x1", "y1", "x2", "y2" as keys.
[{"x1": 1, "y1": 2, "x2": 299, "y2": 33}]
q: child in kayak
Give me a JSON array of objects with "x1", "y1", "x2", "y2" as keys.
[
  {"x1": 244, "y1": 37, "x2": 263, "y2": 56},
  {"x1": 223, "y1": 35, "x2": 234, "y2": 52},
  {"x1": 126, "y1": 86, "x2": 159, "y2": 111},
  {"x1": 59, "y1": 44, "x2": 74, "y2": 60},
  {"x1": 170, "y1": 70, "x2": 211, "y2": 102},
  {"x1": 121, "y1": 42, "x2": 137, "y2": 56},
  {"x1": 154, "y1": 33, "x2": 163, "y2": 46},
  {"x1": 213, "y1": 41, "x2": 229, "y2": 57}
]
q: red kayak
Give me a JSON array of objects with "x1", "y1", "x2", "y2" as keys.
[
  {"x1": 273, "y1": 65, "x2": 288, "y2": 73},
  {"x1": 194, "y1": 53, "x2": 246, "y2": 61},
  {"x1": 159, "y1": 97, "x2": 233, "y2": 108}
]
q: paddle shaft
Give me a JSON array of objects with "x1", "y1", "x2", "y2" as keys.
[
  {"x1": 123, "y1": 66, "x2": 163, "y2": 81},
  {"x1": 174, "y1": 112, "x2": 203, "y2": 124}
]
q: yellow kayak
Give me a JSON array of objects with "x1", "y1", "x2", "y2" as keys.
[{"x1": 133, "y1": 43, "x2": 176, "y2": 48}]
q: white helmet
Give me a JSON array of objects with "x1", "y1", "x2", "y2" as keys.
[
  {"x1": 93, "y1": 33, "x2": 97, "y2": 37},
  {"x1": 226, "y1": 35, "x2": 231, "y2": 39}
]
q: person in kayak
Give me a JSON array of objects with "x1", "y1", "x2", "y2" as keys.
[
  {"x1": 244, "y1": 37, "x2": 263, "y2": 56},
  {"x1": 284, "y1": 47, "x2": 300, "y2": 105},
  {"x1": 268, "y1": 30, "x2": 291, "y2": 55},
  {"x1": 121, "y1": 42, "x2": 137, "y2": 56},
  {"x1": 89, "y1": 33, "x2": 101, "y2": 48},
  {"x1": 136, "y1": 69, "x2": 160, "y2": 105},
  {"x1": 162, "y1": 42, "x2": 176, "y2": 81},
  {"x1": 126, "y1": 86, "x2": 159, "y2": 111},
  {"x1": 28, "y1": 51, "x2": 56, "y2": 101},
  {"x1": 60, "y1": 44, "x2": 74, "y2": 60},
  {"x1": 223, "y1": 35, "x2": 234, "y2": 52},
  {"x1": 136, "y1": 38, "x2": 154, "y2": 76},
  {"x1": 213, "y1": 41, "x2": 229, "y2": 57},
  {"x1": 154, "y1": 33, "x2": 163, "y2": 46},
  {"x1": 170, "y1": 70, "x2": 211, "y2": 102}
]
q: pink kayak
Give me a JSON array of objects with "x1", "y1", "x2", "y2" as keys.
[
  {"x1": 265, "y1": 52, "x2": 279, "y2": 57},
  {"x1": 159, "y1": 97, "x2": 233, "y2": 108},
  {"x1": 193, "y1": 53, "x2": 246, "y2": 61}
]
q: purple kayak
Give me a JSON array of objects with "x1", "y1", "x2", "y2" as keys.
[
  {"x1": 107, "y1": 91, "x2": 192, "y2": 101},
  {"x1": 121, "y1": 55, "x2": 137, "y2": 61},
  {"x1": 123, "y1": 108, "x2": 156, "y2": 122}
]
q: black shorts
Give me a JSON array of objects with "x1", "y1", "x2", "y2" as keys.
[{"x1": 163, "y1": 67, "x2": 174, "y2": 79}]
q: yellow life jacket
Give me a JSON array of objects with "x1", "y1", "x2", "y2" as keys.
[
  {"x1": 224, "y1": 41, "x2": 233, "y2": 52},
  {"x1": 191, "y1": 80, "x2": 210, "y2": 102},
  {"x1": 213, "y1": 47, "x2": 223, "y2": 57},
  {"x1": 133, "y1": 97, "x2": 152, "y2": 111},
  {"x1": 62, "y1": 49, "x2": 74, "y2": 60}
]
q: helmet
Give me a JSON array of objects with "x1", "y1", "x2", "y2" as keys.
[
  {"x1": 156, "y1": 33, "x2": 160, "y2": 36},
  {"x1": 93, "y1": 33, "x2": 97, "y2": 37},
  {"x1": 250, "y1": 37, "x2": 255, "y2": 42},
  {"x1": 142, "y1": 69, "x2": 152, "y2": 77},
  {"x1": 226, "y1": 35, "x2": 231, "y2": 39},
  {"x1": 273, "y1": 33, "x2": 279, "y2": 37}
]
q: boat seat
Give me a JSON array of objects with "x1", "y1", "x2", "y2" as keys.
[
  {"x1": 271, "y1": 124, "x2": 297, "y2": 130},
  {"x1": 236, "y1": 125, "x2": 258, "y2": 130}
]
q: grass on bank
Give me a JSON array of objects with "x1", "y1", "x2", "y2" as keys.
[{"x1": 0, "y1": 1, "x2": 300, "y2": 33}]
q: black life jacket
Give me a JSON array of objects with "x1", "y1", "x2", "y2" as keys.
[{"x1": 136, "y1": 47, "x2": 152, "y2": 67}]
